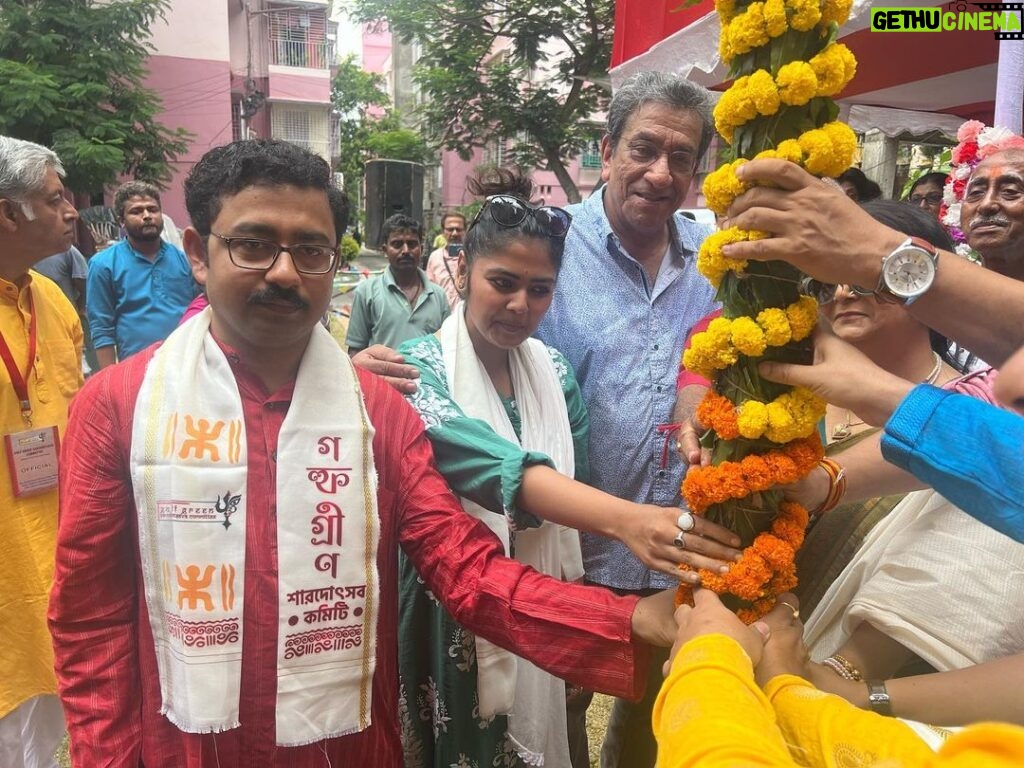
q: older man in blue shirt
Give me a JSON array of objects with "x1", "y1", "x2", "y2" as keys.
[
  {"x1": 87, "y1": 181, "x2": 198, "y2": 368},
  {"x1": 533, "y1": 72, "x2": 719, "y2": 768}
]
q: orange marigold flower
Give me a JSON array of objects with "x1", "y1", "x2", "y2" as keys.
[{"x1": 698, "y1": 391, "x2": 740, "y2": 440}]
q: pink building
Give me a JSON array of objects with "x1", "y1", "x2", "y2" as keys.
[{"x1": 142, "y1": 0, "x2": 338, "y2": 224}]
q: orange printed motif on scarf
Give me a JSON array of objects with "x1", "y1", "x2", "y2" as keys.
[
  {"x1": 162, "y1": 413, "x2": 243, "y2": 463},
  {"x1": 169, "y1": 561, "x2": 237, "y2": 613}
]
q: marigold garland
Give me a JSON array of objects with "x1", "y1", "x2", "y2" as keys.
[
  {"x1": 678, "y1": 0, "x2": 859, "y2": 623},
  {"x1": 682, "y1": 296, "x2": 819, "y2": 379},
  {"x1": 697, "y1": 388, "x2": 826, "y2": 444},
  {"x1": 675, "y1": 501, "x2": 810, "y2": 621}
]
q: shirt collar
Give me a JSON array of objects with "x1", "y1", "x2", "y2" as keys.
[{"x1": 584, "y1": 186, "x2": 707, "y2": 262}]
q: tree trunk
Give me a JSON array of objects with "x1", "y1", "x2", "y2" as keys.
[{"x1": 543, "y1": 144, "x2": 582, "y2": 204}]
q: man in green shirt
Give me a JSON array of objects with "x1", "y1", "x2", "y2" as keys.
[{"x1": 346, "y1": 214, "x2": 450, "y2": 353}]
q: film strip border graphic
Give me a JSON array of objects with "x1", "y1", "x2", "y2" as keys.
[{"x1": 955, "y1": 1, "x2": 1024, "y2": 38}]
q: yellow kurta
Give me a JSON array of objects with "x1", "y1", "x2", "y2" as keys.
[
  {"x1": 654, "y1": 633, "x2": 1024, "y2": 768},
  {"x1": 0, "y1": 271, "x2": 82, "y2": 719}
]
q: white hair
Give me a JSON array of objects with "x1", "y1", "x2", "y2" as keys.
[{"x1": 0, "y1": 136, "x2": 65, "y2": 220}]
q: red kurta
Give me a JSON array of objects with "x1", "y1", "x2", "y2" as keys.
[{"x1": 49, "y1": 343, "x2": 648, "y2": 767}]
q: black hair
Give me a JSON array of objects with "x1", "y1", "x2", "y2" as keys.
[
  {"x1": 462, "y1": 166, "x2": 564, "y2": 273},
  {"x1": 114, "y1": 180, "x2": 162, "y2": 219},
  {"x1": 836, "y1": 167, "x2": 883, "y2": 202},
  {"x1": 184, "y1": 139, "x2": 349, "y2": 240},
  {"x1": 860, "y1": 200, "x2": 963, "y2": 371},
  {"x1": 908, "y1": 171, "x2": 947, "y2": 197},
  {"x1": 380, "y1": 214, "x2": 424, "y2": 246}
]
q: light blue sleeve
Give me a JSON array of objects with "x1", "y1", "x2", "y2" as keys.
[
  {"x1": 881, "y1": 384, "x2": 1024, "y2": 543},
  {"x1": 86, "y1": 250, "x2": 117, "y2": 350}
]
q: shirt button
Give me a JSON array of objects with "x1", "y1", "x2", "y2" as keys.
[
  {"x1": 656, "y1": 385, "x2": 663, "y2": 392},
  {"x1": 653, "y1": 344, "x2": 660, "y2": 351},
  {"x1": 657, "y1": 470, "x2": 666, "y2": 478}
]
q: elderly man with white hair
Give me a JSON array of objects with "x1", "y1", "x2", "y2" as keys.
[{"x1": 0, "y1": 135, "x2": 82, "y2": 768}]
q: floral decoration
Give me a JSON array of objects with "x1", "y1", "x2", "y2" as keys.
[
  {"x1": 940, "y1": 121, "x2": 1024, "y2": 260},
  {"x1": 676, "y1": 0, "x2": 859, "y2": 621}
]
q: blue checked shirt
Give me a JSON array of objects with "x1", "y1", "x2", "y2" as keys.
[{"x1": 535, "y1": 189, "x2": 719, "y2": 591}]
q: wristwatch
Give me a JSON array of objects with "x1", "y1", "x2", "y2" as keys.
[
  {"x1": 866, "y1": 679, "x2": 894, "y2": 716},
  {"x1": 875, "y1": 237, "x2": 939, "y2": 306}
]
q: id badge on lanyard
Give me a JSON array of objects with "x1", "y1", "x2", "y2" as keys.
[{"x1": 2, "y1": 287, "x2": 60, "y2": 497}]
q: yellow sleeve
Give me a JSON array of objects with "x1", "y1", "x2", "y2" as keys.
[
  {"x1": 765, "y1": 676, "x2": 1024, "y2": 768},
  {"x1": 653, "y1": 634, "x2": 794, "y2": 768}
]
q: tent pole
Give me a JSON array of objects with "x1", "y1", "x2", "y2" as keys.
[{"x1": 994, "y1": 40, "x2": 1024, "y2": 133}]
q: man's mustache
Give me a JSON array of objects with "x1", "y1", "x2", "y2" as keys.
[
  {"x1": 969, "y1": 214, "x2": 1011, "y2": 229},
  {"x1": 248, "y1": 285, "x2": 308, "y2": 309}
]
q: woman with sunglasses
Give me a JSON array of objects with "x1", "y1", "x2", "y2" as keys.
[{"x1": 394, "y1": 168, "x2": 741, "y2": 768}]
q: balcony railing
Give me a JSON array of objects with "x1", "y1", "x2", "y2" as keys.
[
  {"x1": 276, "y1": 136, "x2": 331, "y2": 161},
  {"x1": 269, "y1": 38, "x2": 333, "y2": 69}
]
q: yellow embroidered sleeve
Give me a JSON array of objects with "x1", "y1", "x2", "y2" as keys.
[
  {"x1": 764, "y1": 676, "x2": 1024, "y2": 768},
  {"x1": 653, "y1": 634, "x2": 792, "y2": 767}
]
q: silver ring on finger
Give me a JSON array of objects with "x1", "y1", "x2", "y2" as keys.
[
  {"x1": 673, "y1": 531, "x2": 686, "y2": 549},
  {"x1": 676, "y1": 511, "x2": 696, "y2": 532}
]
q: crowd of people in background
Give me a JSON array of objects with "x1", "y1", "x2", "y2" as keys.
[{"x1": 2, "y1": 66, "x2": 1024, "y2": 768}]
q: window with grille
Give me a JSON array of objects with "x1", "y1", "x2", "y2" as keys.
[
  {"x1": 267, "y1": 6, "x2": 332, "y2": 68},
  {"x1": 581, "y1": 136, "x2": 603, "y2": 169}
]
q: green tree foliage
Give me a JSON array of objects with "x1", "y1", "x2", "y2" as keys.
[
  {"x1": 0, "y1": 0, "x2": 191, "y2": 194},
  {"x1": 332, "y1": 54, "x2": 429, "y2": 215},
  {"x1": 343, "y1": 0, "x2": 613, "y2": 203}
]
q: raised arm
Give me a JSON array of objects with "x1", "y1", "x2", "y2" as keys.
[{"x1": 724, "y1": 159, "x2": 1024, "y2": 367}]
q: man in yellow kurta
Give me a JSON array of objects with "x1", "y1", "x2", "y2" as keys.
[{"x1": 0, "y1": 136, "x2": 83, "y2": 768}]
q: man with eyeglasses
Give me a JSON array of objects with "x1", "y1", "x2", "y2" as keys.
[
  {"x1": 425, "y1": 211, "x2": 467, "y2": 308},
  {"x1": 533, "y1": 71, "x2": 720, "y2": 768},
  {"x1": 346, "y1": 213, "x2": 450, "y2": 354},
  {"x1": 49, "y1": 139, "x2": 681, "y2": 768},
  {"x1": 87, "y1": 181, "x2": 199, "y2": 369}
]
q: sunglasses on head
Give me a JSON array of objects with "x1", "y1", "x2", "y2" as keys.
[{"x1": 469, "y1": 195, "x2": 572, "y2": 239}]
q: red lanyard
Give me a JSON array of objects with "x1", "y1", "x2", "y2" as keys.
[{"x1": 0, "y1": 287, "x2": 37, "y2": 423}]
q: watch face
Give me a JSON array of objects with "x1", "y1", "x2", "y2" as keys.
[{"x1": 883, "y1": 248, "x2": 936, "y2": 298}]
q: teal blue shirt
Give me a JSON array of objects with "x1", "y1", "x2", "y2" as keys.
[
  {"x1": 345, "y1": 268, "x2": 450, "y2": 352},
  {"x1": 86, "y1": 239, "x2": 198, "y2": 359}
]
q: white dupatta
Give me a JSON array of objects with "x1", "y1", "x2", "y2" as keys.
[{"x1": 438, "y1": 307, "x2": 579, "y2": 766}]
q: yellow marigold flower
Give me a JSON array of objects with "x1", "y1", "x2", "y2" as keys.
[
  {"x1": 756, "y1": 307, "x2": 792, "y2": 346},
  {"x1": 776, "y1": 61, "x2": 818, "y2": 107},
  {"x1": 737, "y1": 400, "x2": 769, "y2": 439},
  {"x1": 763, "y1": 0, "x2": 788, "y2": 37},
  {"x1": 728, "y1": 3, "x2": 770, "y2": 58},
  {"x1": 731, "y1": 316, "x2": 767, "y2": 356},
  {"x1": 706, "y1": 316, "x2": 734, "y2": 349},
  {"x1": 697, "y1": 227, "x2": 750, "y2": 287},
  {"x1": 786, "y1": 295, "x2": 818, "y2": 341},
  {"x1": 821, "y1": 120, "x2": 858, "y2": 174},
  {"x1": 703, "y1": 160, "x2": 749, "y2": 215},
  {"x1": 775, "y1": 139, "x2": 804, "y2": 164},
  {"x1": 716, "y1": 0, "x2": 738, "y2": 24},
  {"x1": 748, "y1": 69, "x2": 781, "y2": 116},
  {"x1": 786, "y1": 0, "x2": 821, "y2": 31},
  {"x1": 798, "y1": 127, "x2": 842, "y2": 177},
  {"x1": 714, "y1": 79, "x2": 758, "y2": 143},
  {"x1": 683, "y1": 343, "x2": 716, "y2": 381},
  {"x1": 765, "y1": 398, "x2": 798, "y2": 443},
  {"x1": 820, "y1": 0, "x2": 854, "y2": 26},
  {"x1": 811, "y1": 43, "x2": 857, "y2": 97}
]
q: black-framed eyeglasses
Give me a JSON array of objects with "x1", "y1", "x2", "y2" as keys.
[
  {"x1": 799, "y1": 277, "x2": 874, "y2": 305},
  {"x1": 468, "y1": 195, "x2": 572, "y2": 239},
  {"x1": 211, "y1": 233, "x2": 338, "y2": 275},
  {"x1": 909, "y1": 192, "x2": 943, "y2": 206}
]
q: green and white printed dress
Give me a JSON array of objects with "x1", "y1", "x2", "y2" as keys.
[{"x1": 396, "y1": 334, "x2": 589, "y2": 768}]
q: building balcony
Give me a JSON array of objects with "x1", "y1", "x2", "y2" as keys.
[{"x1": 268, "y1": 37, "x2": 334, "y2": 70}]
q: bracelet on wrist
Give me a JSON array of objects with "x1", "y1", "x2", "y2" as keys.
[
  {"x1": 821, "y1": 653, "x2": 863, "y2": 682},
  {"x1": 810, "y1": 458, "x2": 847, "y2": 516}
]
